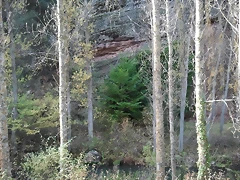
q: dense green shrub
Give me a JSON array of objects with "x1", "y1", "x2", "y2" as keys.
[
  {"x1": 100, "y1": 57, "x2": 147, "y2": 122},
  {"x1": 142, "y1": 143, "x2": 156, "y2": 167},
  {"x1": 8, "y1": 93, "x2": 58, "y2": 134}
]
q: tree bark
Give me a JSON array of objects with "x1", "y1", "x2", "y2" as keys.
[
  {"x1": 151, "y1": 0, "x2": 165, "y2": 179},
  {"x1": 178, "y1": 36, "x2": 190, "y2": 152},
  {"x1": 220, "y1": 47, "x2": 232, "y2": 135},
  {"x1": 206, "y1": 48, "x2": 221, "y2": 139},
  {"x1": 67, "y1": 70, "x2": 71, "y2": 151},
  {"x1": 195, "y1": 0, "x2": 210, "y2": 179},
  {"x1": 84, "y1": 0, "x2": 93, "y2": 141},
  {"x1": 165, "y1": 0, "x2": 176, "y2": 179},
  {"x1": 219, "y1": 17, "x2": 234, "y2": 134},
  {"x1": 237, "y1": 0, "x2": 240, "y2": 130},
  {"x1": 57, "y1": 0, "x2": 68, "y2": 174},
  {"x1": 0, "y1": 0, "x2": 12, "y2": 176},
  {"x1": 152, "y1": 101, "x2": 156, "y2": 152},
  {"x1": 206, "y1": 16, "x2": 228, "y2": 138},
  {"x1": 87, "y1": 65, "x2": 93, "y2": 141},
  {"x1": 177, "y1": 2, "x2": 191, "y2": 152},
  {"x1": 6, "y1": 0, "x2": 18, "y2": 157}
]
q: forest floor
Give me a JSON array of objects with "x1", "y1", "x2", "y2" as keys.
[
  {"x1": 181, "y1": 122, "x2": 240, "y2": 168},
  {"x1": 68, "y1": 120, "x2": 240, "y2": 169},
  {"x1": 14, "y1": 120, "x2": 240, "y2": 179}
]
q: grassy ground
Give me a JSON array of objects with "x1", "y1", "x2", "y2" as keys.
[{"x1": 175, "y1": 121, "x2": 240, "y2": 177}]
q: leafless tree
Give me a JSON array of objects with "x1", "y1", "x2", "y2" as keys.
[
  {"x1": 0, "y1": 0, "x2": 12, "y2": 176},
  {"x1": 151, "y1": 0, "x2": 165, "y2": 179},
  {"x1": 165, "y1": 0, "x2": 176, "y2": 178},
  {"x1": 56, "y1": 0, "x2": 68, "y2": 174},
  {"x1": 195, "y1": 0, "x2": 210, "y2": 179}
]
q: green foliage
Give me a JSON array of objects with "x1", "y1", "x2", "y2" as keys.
[
  {"x1": 8, "y1": 93, "x2": 58, "y2": 134},
  {"x1": 138, "y1": 46, "x2": 195, "y2": 118},
  {"x1": 137, "y1": 46, "x2": 180, "y2": 88},
  {"x1": 135, "y1": 50, "x2": 152, "y2": 89},
  {"x1": 21, "y1": 146, "x2": 59, "y2": 179},
  {"x1": 20, "y1": 146, "x2": 87, "y2": 180},
  {"x1": 99, "y1": 47, "x2": 194, "y2": 123},
  {"x1": 183, "y1": 52, "x2": 195, "y2": 116},
  {"x1": 0, "y1": 172, "x2": 12, "y2": 180},
  {"x1": 100, "y1": 57, "x2": 147, "y2": 122},
  {"x1": 71, "y1": 43, "x2": 93, "y2": 106},
  {"x1": 63, "y1": 1, "x2": 95, "y2": 107},
  {"x1": 142, "y1": 143, "x2": 155, "y2": 167}
]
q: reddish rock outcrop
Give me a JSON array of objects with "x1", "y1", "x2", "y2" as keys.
[{"x1": 93, "y1": 37, "x2": 146, "y2": 61}]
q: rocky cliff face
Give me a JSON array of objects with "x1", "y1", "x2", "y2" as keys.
[
  {"x1": 91, "y1": 0, "x2": 181, "y2": 60},
  {"x1": 92, "y1": 0, "x2": 150, "y2": 60},
  {"x1": 92, "y1": 0, "x2": 150, "y2": 42}
]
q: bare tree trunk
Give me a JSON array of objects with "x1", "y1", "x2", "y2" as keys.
[
  {"x1": 195, "y1": 0, "x2": 210, "y2": 179},
  {"x1": 84, "y1": 0, "x2": 93, "y2": 141},
  {"x1": 179, "y1": 36, "x2": 190, "y2": 152},
  {"x1": 165, "y1": 0, "x2": 176, "y2": 179},
  {"x1": 152, "y1": 101, "x2": 156, "y2": 152},
  {"x1": 151, "y1": 0, "x2": 165, "y2": 179},
  {"x1": 67, "y1": 70, "x2": 71, "y2": 151},
  {"x1": 6, "y1": 1, "x2": 18, "y2": 156},
  {"x1": 177, "y1": 1, "x2": 191, "y2": 152},
  {"x1": 207, "y1": 16, "x2": 228, "y2": 138},
  {"x1": 57, "y1": 0, "x2": 68, "y2": 174},
  {"x1": 220, "y1": 47, "x2": 232, "y2": 135},
  {"x1": 87, "y1": 65, "x2": 93, "y2": 141},
  {"x1": 206, "y1": 49, "x2": 221, "y2": 139},
  {"x1": 0, "y1": 0, "x2": 12, "y2": 176},
  {"x1": 237, "y1": 0, "x2": 240, "y2": 129}
]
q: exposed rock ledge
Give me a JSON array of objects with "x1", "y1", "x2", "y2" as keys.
[{"x1": 93, "y1": 37, "x2": 148, "y2": 61}]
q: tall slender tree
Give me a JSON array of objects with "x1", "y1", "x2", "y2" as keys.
[
  {"x1": 165, "y1": 0, "x2": 176, "y2": 179},
  {"x1": 220, "y1": 41, "x2": 232, "y2": 135},
  {"x1": 237, "y1": 0, "x2": 240, "y2": 130},
  {"x1": 177, "y1": 1, "x2": 191, "y2": 152},
  {"x1": 207, "y1": 15, "x2": 228, "y2": 137},
  {"x1": 195, "y1": 0, "x2": 210, "y2": 179},
  {"x1": 151, "y1": 0, "x2": 165, "y2": 179},
  {"x1": 57, "y1": 0, "x2": 68, "y2": 174},
  {"x1": 0, "y1": 0, "x2": 12, "y2": 176},
  {"x1": 67, "y1": 71, "x2": 71, "y2": 150},
  {"x1": 6, "y1": 0, "x2": 18, "y2": 156},
  {"x1": 84, "y1": 0, "x2": 93, "y2": 141}
]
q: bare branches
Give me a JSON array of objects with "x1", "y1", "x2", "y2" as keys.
[{"x1": 212, "y1": 0, "x2": 238, "y2": 33}]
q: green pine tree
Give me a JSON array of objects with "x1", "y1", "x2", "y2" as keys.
[{"x1": 100, "y1": 57, "x2": 147, "y2": 122}]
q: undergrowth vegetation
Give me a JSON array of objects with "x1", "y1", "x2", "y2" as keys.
[
  {"x1": 18, "y1": 145, "x2": 87, "y2": 180},
  {"x1": 4, "y1": 50, "x2": 239, "y2": 179},
  {"x1": 8, "y1": 93, "x2": 58, "y2": 134}
]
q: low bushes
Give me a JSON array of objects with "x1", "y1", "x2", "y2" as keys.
[{"x1": 19, "y1": 146, "x2": 87, "y2": 180}]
